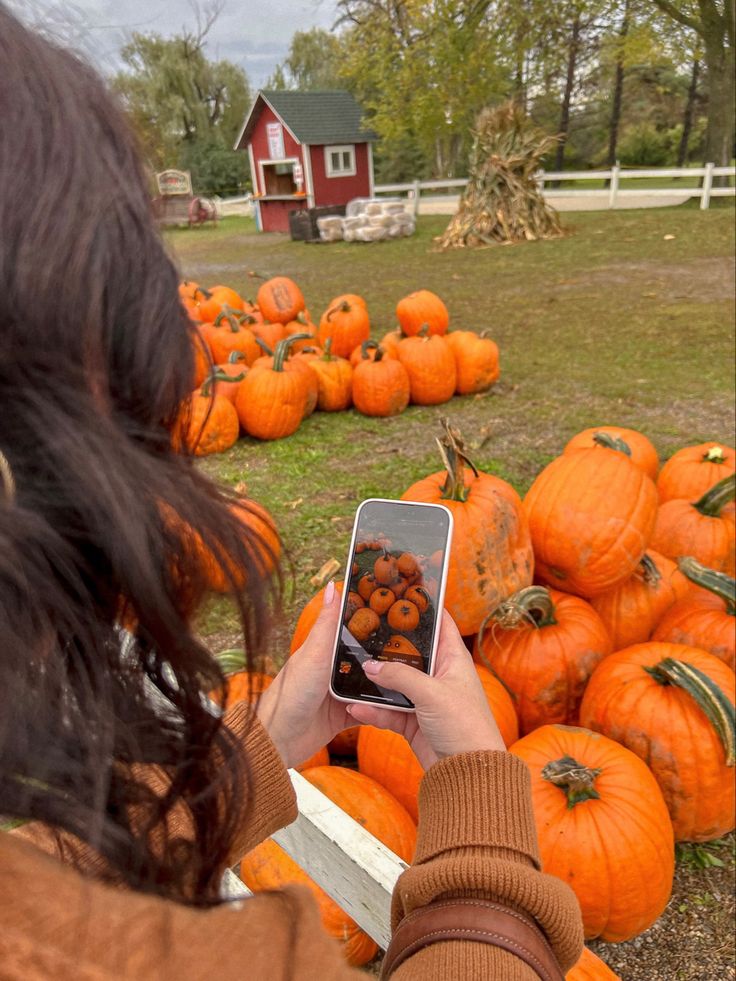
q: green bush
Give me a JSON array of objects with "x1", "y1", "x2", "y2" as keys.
[{"x1": 618, "y1": 123, "x2": 671, "y2": 167}]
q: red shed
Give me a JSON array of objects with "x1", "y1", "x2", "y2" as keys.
[{"x1": 234, "y1": 90, "x2": 376, "y2": 233}]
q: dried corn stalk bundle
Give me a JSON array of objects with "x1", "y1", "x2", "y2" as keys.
[{"x1": 439, "y1": 102, "x2": 563, "y2": 249}]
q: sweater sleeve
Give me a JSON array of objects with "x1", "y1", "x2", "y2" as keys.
[
  {"x1": 13, "y1": 703, "x2": 296, "y2": 876},
  {"x1": 387, "y1": 750, "x2": 584, "y2": 980}
]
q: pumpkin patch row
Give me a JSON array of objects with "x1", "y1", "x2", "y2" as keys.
[
  {"x1": 177, "y1": 277, "x2": 501, "y2": 453},
  {"x1": 221, "y1": 422, "x2": 734, "y2": 963}
]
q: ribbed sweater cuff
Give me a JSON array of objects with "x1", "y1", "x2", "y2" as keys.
[
  {"x1": 414, "y1": 751, "x2": 540, "y2": 868},
  {"x1": 222, "y1": 703, "x2": 298, "y2": 861}
]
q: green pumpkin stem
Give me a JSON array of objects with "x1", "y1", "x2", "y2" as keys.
[
  {"x1": 693, "y1": 473, "x2": 736, "y2": 517},
  {"x1": 592, "y1": 432, "x2": 632, "y2": 457},
  {"x1": 360, "y1": 339, "x2": 379, "y2": 359},
  {"x1": 542, "y1": 756, "x2": 602, "y2": 808},
  {"x1": 644, "y1": 657, "x2": 735, "y2": 765},
  {"x1": 640, "y1": 553, "x2": 662, "y2": 586},
  {"x1": 255, "y1": 337, "x2": 273, "y2": 357},
  {"x1": 215, "y1": 648, "x2": 248, "y2": 676},
  {"x1": 323, "y1": 338, "x2": 334, "y2": 360},
  {"x1": 418, "y1": 324, "x2": 430, "y2": 339},
  {"x1": 677, "y1": 557, "x2": 736, "y2": 615},
  {"x1": 437, "y1": 417, "x2": 479, "y2": 503},
  {"x1": 227, "y1": 351, "x2": 248, "y2": 365},
  {"x1": 326, "y1": 300, "x2": 351, "y2": 321},
  {"x1": 493, "y1": 585, "x2": 558, "y2": 629},
  {"x1": 273, "y1": 333, "x2": 312, "y2": 371},
  {"x1": 214, "y1": 309, "x2": 240, "y2": 331}
]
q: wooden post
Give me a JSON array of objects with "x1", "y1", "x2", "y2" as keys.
[
  {"x1": 411, "y1": 180, "x2": 421, "y2": 218},
  {"x1": 608, "y1": 164, "x2": 620, "y2": 208},
  {"x1": 701, "y1": 162, "x2": 714, "y2": 210}
]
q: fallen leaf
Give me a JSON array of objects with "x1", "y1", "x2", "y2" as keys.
[
  {"x1": 285, "y1": 497, "x2": 303, "y2": 510},
  {"x1": 663, "y1": 234, "x2": 676, "y2": 240}
]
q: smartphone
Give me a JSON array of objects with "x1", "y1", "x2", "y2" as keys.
[{"x1": 330, "y1": 498, "x2": 453, "y2": 711}]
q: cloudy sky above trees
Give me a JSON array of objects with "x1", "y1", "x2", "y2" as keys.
[{"x1": 14, "y1": 0, "x2": 338, "y2": 86}]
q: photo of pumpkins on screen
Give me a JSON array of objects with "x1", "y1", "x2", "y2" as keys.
[{"x1": 333, "y1": 501, "x2": 449, "y2": 704}]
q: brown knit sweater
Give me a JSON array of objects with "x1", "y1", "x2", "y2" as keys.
[{"x1": 1, "y1": 703, "x2": 583, "y2": 979}]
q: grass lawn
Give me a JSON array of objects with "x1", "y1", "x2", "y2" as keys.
[
  {"x1": 168, "y1": 206, "x2": 735, "y2": 978},
  {"x1": 167, "y1": 206, "x2": 735, "y2": 653}
]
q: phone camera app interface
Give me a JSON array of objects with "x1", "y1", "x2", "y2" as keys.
[{"x1": 332, "y1": 501, "x2": 449, "y2": 707}]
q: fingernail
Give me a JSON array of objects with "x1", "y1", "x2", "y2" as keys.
[
  {"x1": 363, "y1": 659, "x2": 381, "y2": 675},
  {"x1": 323, "y1": 580, "x2": 335, "y2": 606}
]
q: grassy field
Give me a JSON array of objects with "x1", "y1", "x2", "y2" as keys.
[
  {"x1": 168, "y1": 206, "x2": 735, "y2": 978},
  {"x1": 167, "y1": 206, "x2": 735, "y2": 653}
]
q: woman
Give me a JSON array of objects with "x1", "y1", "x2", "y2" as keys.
[{"x1": 0, "y1": 6, "x2": 583, "y2": 977}]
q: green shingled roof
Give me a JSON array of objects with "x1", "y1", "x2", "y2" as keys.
[{"x1": 236, "y1": 90, "x2": 377, "y2": 148}]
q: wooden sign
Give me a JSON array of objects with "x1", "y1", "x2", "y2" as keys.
[
  {"x1": 156, "y1": 169, "x2": 192, "y2": 196},
  {"x1": 266, "y1": 122, "x2": 285, "y2": 160}
]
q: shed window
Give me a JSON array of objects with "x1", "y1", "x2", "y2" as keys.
[{"x1": 325, "y1": 145, "x2": 356, "y2": 178}]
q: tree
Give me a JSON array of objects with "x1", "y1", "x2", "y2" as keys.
[
  {"x1": 113, "y1": 4, "x2": 251, "y2": 193},
  {"x1": 647, "y1": 0, "x2": 734, "y2": 172},
  {"x1": 267, "y1": 29, "x2": 344, "y2": 90}
]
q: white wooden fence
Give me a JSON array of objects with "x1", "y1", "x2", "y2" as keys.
[
  {"x1": 222, "y1": 768, "x2": 404, "y2": 948},
  {"x1": 375, "y1": 164, "x2": 736, "y2": 215}
]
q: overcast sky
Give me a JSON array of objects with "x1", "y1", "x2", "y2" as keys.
[{"x1": 13, "y1": 0, "x2": 339, "y2": 88}]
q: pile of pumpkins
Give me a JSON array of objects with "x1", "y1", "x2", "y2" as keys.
[
  {"x1": 222, "y1": 424, "x2": 735, "y2": 977},
  {"x1": 177, "y1": 277, "x2": 500, "y2": 453}
]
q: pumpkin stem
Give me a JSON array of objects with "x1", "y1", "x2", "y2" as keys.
[
  {"x1": 644, "y1": 657, "x2": 735, "y2": 765},
  {"x1": 273, "y1": 333, "x2": 312, "y2": 371},
  {"x1": 542, "y1": 756, "x2": 602, "y2": 808},
  {"x1": 238, "y1": 313, "x2": 258, "y2": 325},
  {"x1": 592, "y1": 432, "x2": 632, "y2": 457},
  {"x1": 215, "y1": 648, "x2": 248, "y2": 676},
  {"x1": 436, "y1": 418, "x2": 479, "y2": 503},
  {"x1": 323, "y1": 338, "x2": 334, "y2": 361},
  {"x1": 227, "y1": 351, "x2": 248, "y2": 365},
  {"x1": 704, "y1": 446, "x2": 727, "y2": 463},
  {"x1": 255, "y1": 337, "x2": 273, "y2": 357},
  {"x1": 215, "y1": 309, "x2": 240, "y2": 332},
  {"x1": 693, "y1": 473, "x2": 736, "y2": 517},
  {"x1": 484, "y1": 585, "x2": 558, "y2": 635},
  {"x1": 639, "y1": 553, "x2": 662, "y2": 586},
  {"x1": 326, "y1": 300, "x2": 351, "y2": 321},
  {"x1": 418, "y1": 324, "x2": 430, "y2": 339},
  {"x1": 677, "y1": 557, "x2": 736, "y2": 616},
  {"x1": 360, "y1": 339, "x2": 379, "y2": 360}
]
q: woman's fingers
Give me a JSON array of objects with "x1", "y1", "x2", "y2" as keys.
[
  {"x1": 346, "y1": 701, "x2": 411, "y2": 734},
  {"x1": 362, "y1": 658, "x2": 432, "y2": 704}
]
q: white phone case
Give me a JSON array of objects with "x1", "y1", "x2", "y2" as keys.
[{"x1": 329, "y1": 498, "x2": 454, "y2": 712}]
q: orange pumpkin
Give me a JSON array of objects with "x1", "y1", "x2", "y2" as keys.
[
  {"x1": 352, "y1": 348, "x2": 411, "y2": 417},
  {"x1": 192, "y1": 327, "x2": 212, "y2": 388},
  {"x1": 174, "y1": 384, "x2": 239, "y2": 457},
  {"x1": 652, "y1": 557, "x2": 735, "y2": 670},
  {"x1": 235, "y1": 337, "x2": 309, "y2": 440},
  {"x1": 404, "y1": 585, "x2": 430, "y2": 612},
  {"x1": 347, "y1": 607, "x2": 380, "y2": 641},
  {"x1": 650, "y1": 473, "x2": 735, "y2": 576},
  {"x1": 396, "y1": 552, "x2": 418, "y2": 577},
  {"x1": 523, "y1": 433, "x2": 658, "y2": 597},
  {"x1": 401, "y1": 420, "x2": 533, "y2": 635},
  {"x1": 566, "y1": 948, "x2": 621, "y2": 980},
  {"x1": 387, "y1": 599, "x2": 420, "y2": 631},
  {"x1": 357, "y1": 663, "x2": 518, "y2": 821},
  {"x1": 657, "y1": 441, "x2": 735, "y2": 503},
  {"x1": 374, "y1": 550, "x2": 398, "y2": 585},
  {"x1": 396, "y1": 329, "x2": 456, "y2": 405},
  {"x1": 256, "y1": 277, "x2": 305, "y2": 324},
  {"x1": 589, "y1": 550, "x2": 689, "y2": 649},
  {"x1": 368, "y1": 587, "x2": 395, "y2": 615},
  {"x1": 357, "y1": 572, "x2": 379, "y2": 602},
  {"x1": 209, "y1": 659, "x2": 274, "y2": 708},
  {"x1": 396, "y1": 289, "x2": 449, "y2": 336},
  {"x1": 197, "y1": 284, "x2": 244, "y2": 322},
  {"x1": 318, "y1": 296, "x2": 370, "y2": 359},
  {"x1": 309, "y1": 340, "x2": 353, "y2": 411},
  {"x1": 290, "y1": 581, "x2": 345, "y2": 653},
  {"x1": 284, "y1": 311, "x2": 318, "y2": 351},
  {"x1": 579, "y1": 642, "x2": 735, "y2": 841},
  {"x1": 251, "y1": 320, "x2": 288, "y2": 351},
  {"x1": 207, "y1": 311, "x2": 261, "y2": 365},
  {"x1": 474, "y1": 586, "x2": 612, "y2": 735},
  {"x1": 510, "y1": 724, "x2": 674, "y2": 941},
  {"x1": 445, "y1": 330, "x2": 500, "y2": 395},
  {"x1": 564, "y1": 426, "x2": 659, "y2": 481},
  {"x1": 240, "y1": 766, "x2": 416, "y2": 966},
  {"x1": 295, "y1": 745, "x2": 330, "y2": 771}
]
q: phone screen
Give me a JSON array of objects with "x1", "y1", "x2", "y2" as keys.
[{"x1": 331, "y1": 499, "x2": 451, "y2": 710}]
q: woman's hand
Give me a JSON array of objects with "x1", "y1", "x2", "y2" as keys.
[
  {"x1": 256, "y1": 581, "x2": 354, "y2": 769},
  {"x1": 347, "y1": 611, "x2": 506, "y2": 770}
]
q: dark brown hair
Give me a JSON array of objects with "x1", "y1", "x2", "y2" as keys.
[{"x1": 0, "y1": 5, "x2": 277, "y2": 903}]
